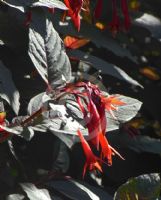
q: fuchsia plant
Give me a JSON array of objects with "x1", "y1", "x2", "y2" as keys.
[
  {"x1": 0, "y1": 0, "x2": 142, "y2": 180},
  {"x1": 1, "y1": 1, "x2": 161, "y2": 199}
]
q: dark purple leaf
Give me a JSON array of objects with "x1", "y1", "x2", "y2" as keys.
[{"x1": 28, "y1": 9, "x2": 71, "y2": 88}]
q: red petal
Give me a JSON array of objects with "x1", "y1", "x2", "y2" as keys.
[
  {"x1": 121, "y1": 0, "x2": 131, "y2": 30},
  {"x1": 77, "y1": 130, "x2": 102, "y2": 177},
  {"x1": 64, "y1": 0, "x2": 82, "y2": 31},
  {"x1": 99, "y1": 133, "x2": 112, "y2": 165},
  {"x1": 101, "y1": 95, "x2": 125, "y2": 111},
  {"x1": 109, "y1": 144, "x2": 125, "y2": 160},
  {"x1": 96, "y1": 103, "x2": 106, "y2": 134},
  {"x1": 94, "y1": 0, "x2": 103, "y2": 19},
  {"x1": 87, "y1": 98, "x2": 101, "y2": 149}
]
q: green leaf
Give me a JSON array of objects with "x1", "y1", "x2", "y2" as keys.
[{"x1": 114, "y1": 173, "x2": 161, "y2": 200}]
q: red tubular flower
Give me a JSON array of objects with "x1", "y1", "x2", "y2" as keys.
[
  {"x1": 94, "y1": 0, "x2": 103, "y2": 19},
  {"x1": 109, "y1": 0, "x2": 120, "y2": 36},
  {"x1": 64, "y1": 82, "x2": 125, "y2": 176},
  {"x1": 86, "y1": 96, "x2": 101, "y2": 149},
  {"x1": 99, "y1": 132, "x2": 112, "y2": 165},
  {"x1": 64, "y1": 0, "x2": 83, "y2": 31},
  {"x1": 121, "y1": 0, "x2": 131, "y2": 30},
  {"x1": 77, "y1": 130, "x2": 102, "y2": 177},
  {"x1": 76, "y1": 95, "x2": 86, "y2": 115}
]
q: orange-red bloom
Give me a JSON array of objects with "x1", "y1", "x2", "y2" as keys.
[
  {"x1": 63, "y1": 82, "x2": 125, "y2": 176},
  {"x1": 64, "y1": 0, "x2": 83, "y2": 31},
  {"x1": 101, "y1": 95, "x2": 126, "y2": 119},
  {"x1": 77, "y1": 130, "x2": 102, "y2": 177}
]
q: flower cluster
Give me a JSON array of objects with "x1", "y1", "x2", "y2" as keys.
[
  {"x1": 64, "y1": 0, "x2": 131, "y2": 35},
  {"x1": 63, "y1": 81, "x2": 125, "y2": 176}
]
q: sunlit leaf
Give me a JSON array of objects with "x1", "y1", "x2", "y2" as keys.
[
  {"x1": 20, "y1": 183, "x2": 52, "y2": 200},
  {"x1": 28, "y1": 9, "x2": 71, "y2": 88},
  {"x1": 135, "y1": 13, "x2": 161, "y2": 39},
  {"x1": 1, "y1": 0, "x2": 68, "y2": 12},
  {"x1": 0, "y1": 0, "x2": 31, "y2": 12},
  {"x1": 31, "y1": 0, "x2": 68, "y2": 10}
]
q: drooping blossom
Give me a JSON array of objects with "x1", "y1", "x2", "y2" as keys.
[
  {"x1": 63, "y1": 81, "x2": 125, "y2": 176},
  {"x1": 64, "y1": 0, "x2": 83, "y2": 31},
  {"x1": 77, "y1": 130, "x2": 102, "y2": 178},
  {"x1": 109, "y1": 0, "x2": 120, "y2": 36},
  {"x1": 94, "y1": 0, "x2": 103, "y2": 19},
  {"x1": 109, "y1": 0, "x2": 131, "y2": 33},
  {"x1": 121, "y1": 0, "x2": 131, "y2": 30}
]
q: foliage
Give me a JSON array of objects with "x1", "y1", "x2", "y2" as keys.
[
  {"x1": 0, "y1": 0, "x2": 161, "y2": 199},
  {"x1": 114, "y1": 173, "x2": 161, "y2": 200}
]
